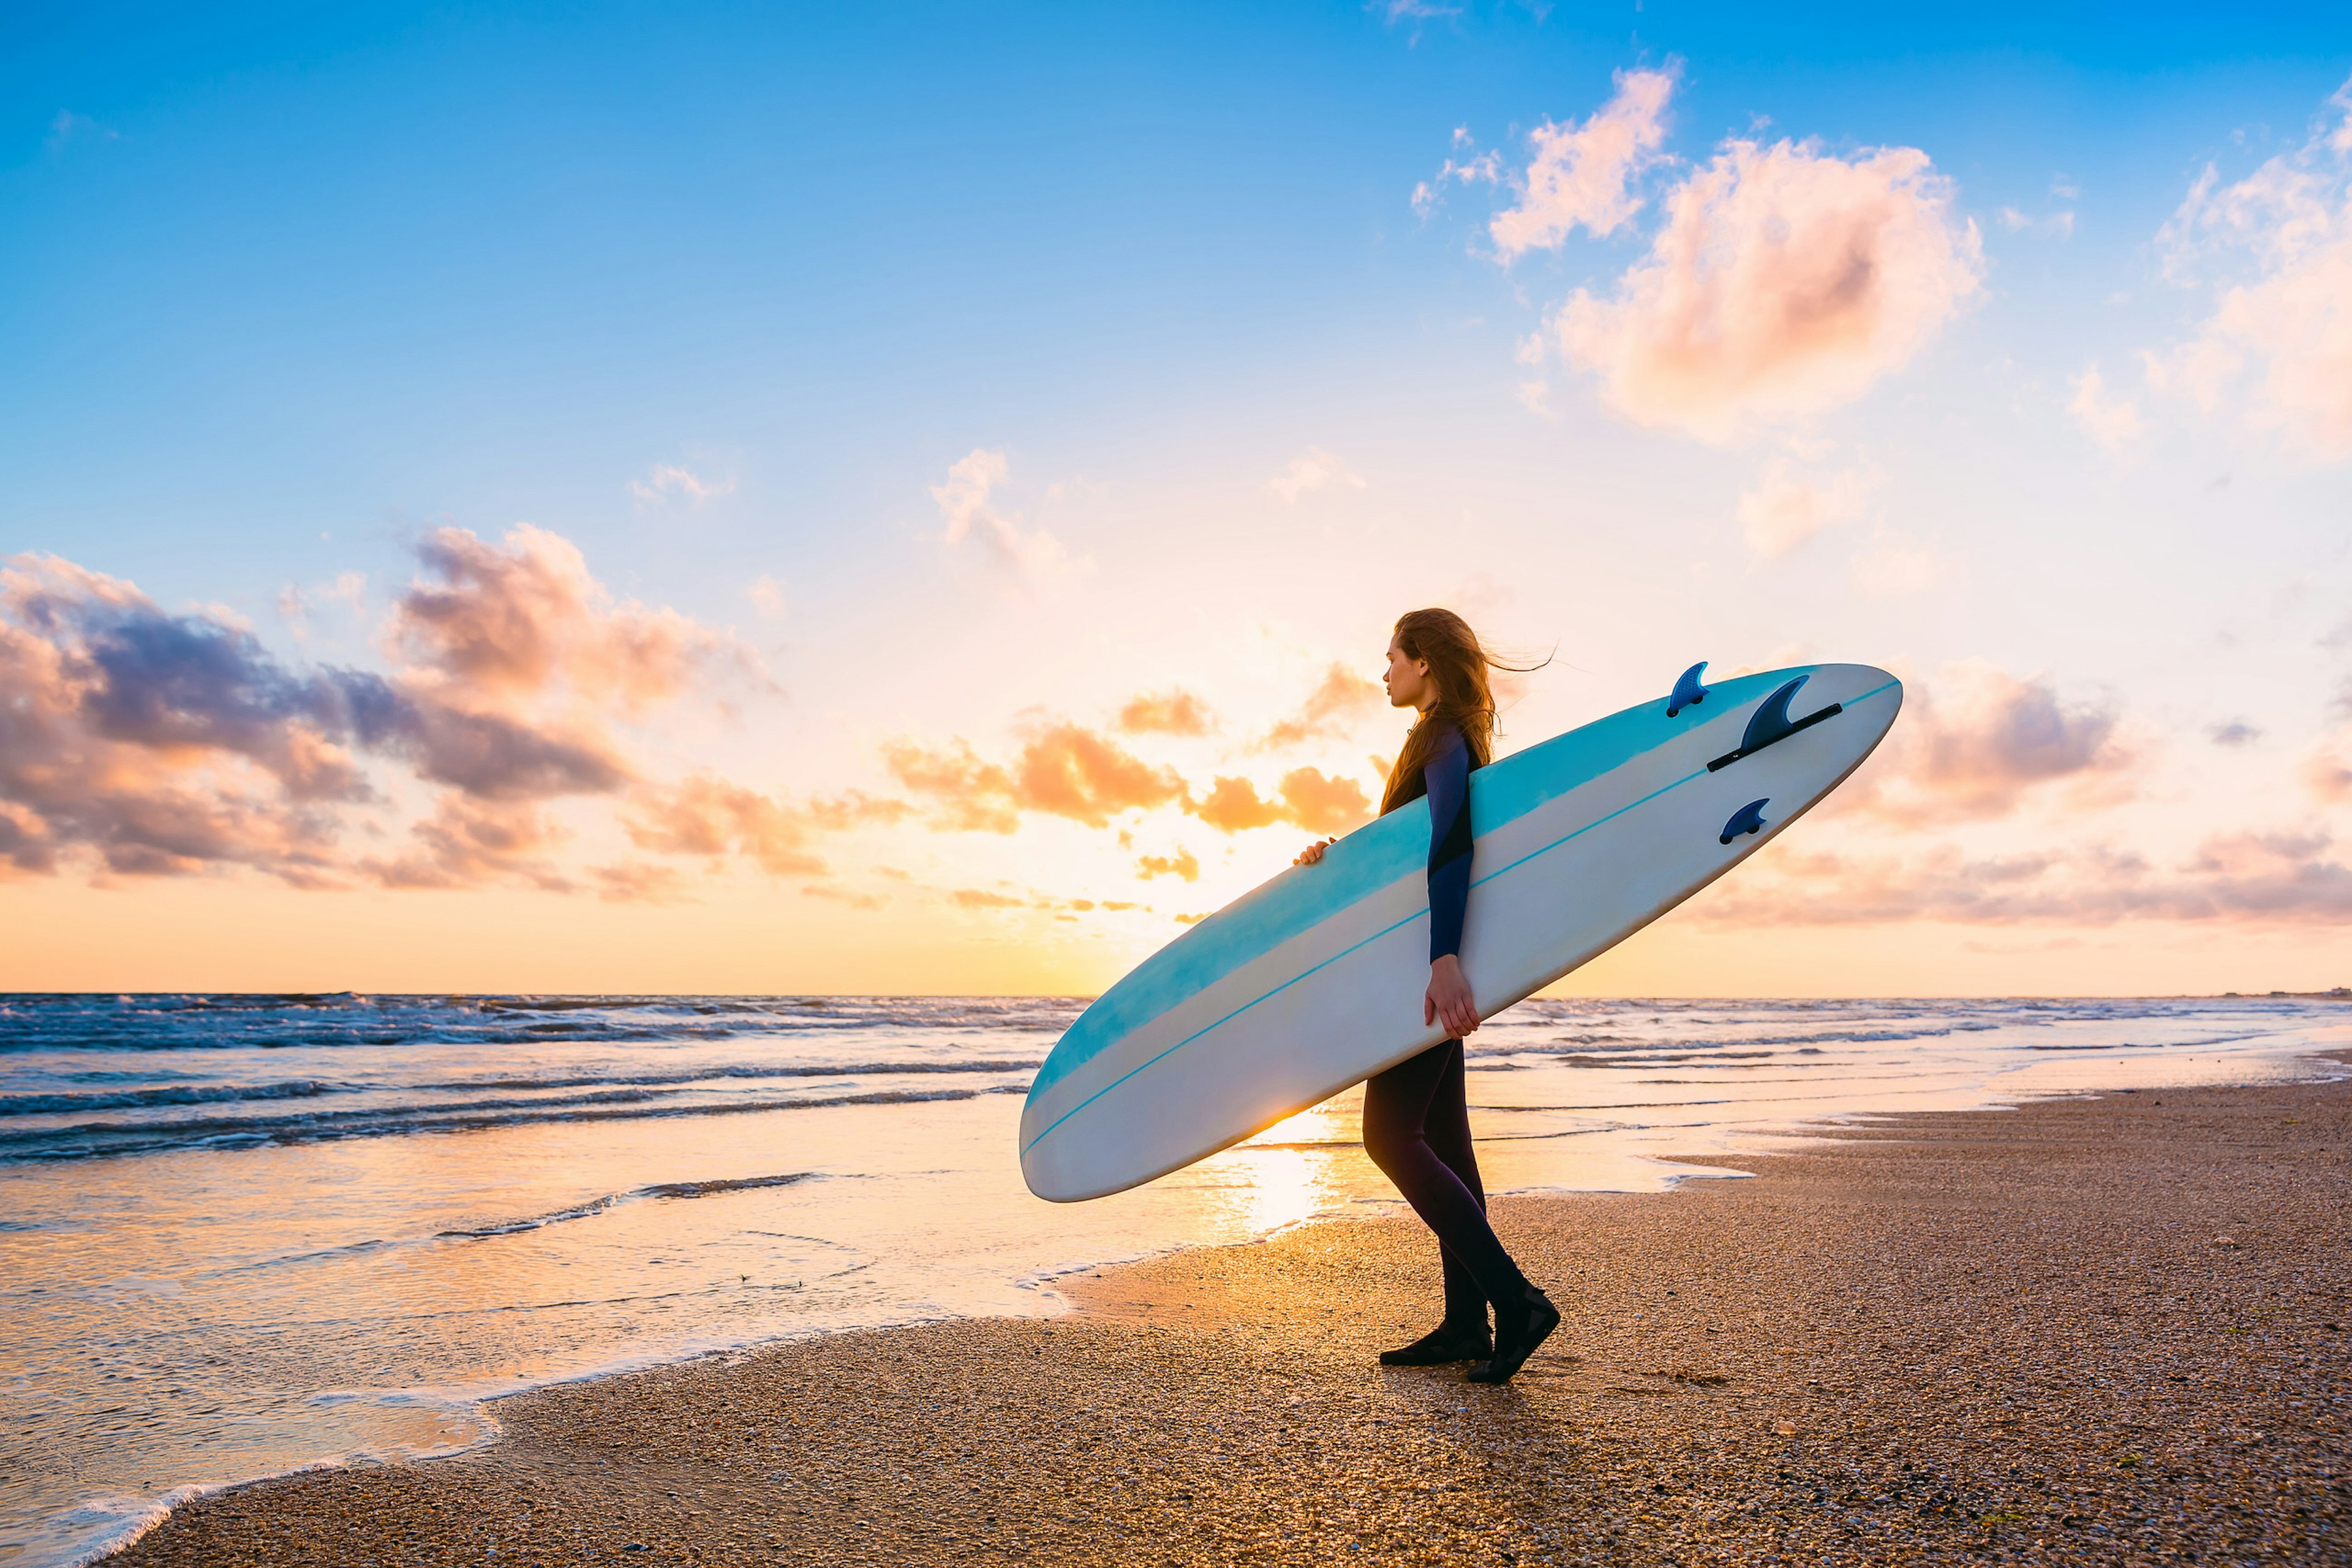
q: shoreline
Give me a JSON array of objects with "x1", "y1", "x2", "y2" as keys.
[{"x1": 110, "y1": 1057, "x2": 2350, "y2": 1566}]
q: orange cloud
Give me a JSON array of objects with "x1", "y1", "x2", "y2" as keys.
[
  {"x1": 1137, "y1": 847, "x2": 1200, "y2": 881},
  {"x1": 1189, "y1": 767, "x2": 1372, "y2": 836},
  {"x1": 1190, "y1": 775, "x2": 1283, "y2": 833},
  {"x1": 887, "y1": 723, "x2": 1186, "y2": 831},
  {"x1": 592, "y1": 861, "x2": 693, "y2": 904},
  {"x1": 1275, "y1": 766, "x2": 1374, "y2": 834},
  {"x1": 1553, "y1": 137, "x2": 1983, "y2": 441},
  {"x1": 1118, "y1": 688, "x2": 1215, "y2": 736},
  {"x1": 1257, "y1": 663, "x2": 1385, "y2": 750}
]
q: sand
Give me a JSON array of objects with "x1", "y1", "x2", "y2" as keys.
[{"x1": 115, "y1": 1068, "x2": 2349, "y2": 1566}]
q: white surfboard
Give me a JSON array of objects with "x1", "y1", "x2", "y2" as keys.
[{"x1": 1020, "y1": 662, "x2": 1902, "y2": 1202}]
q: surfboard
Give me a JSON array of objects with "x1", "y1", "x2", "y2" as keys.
[{"x1": 1019, "y1": 662, "x2": 1902, "y2": 1202}]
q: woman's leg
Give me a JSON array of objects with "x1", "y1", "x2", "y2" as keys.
[
  {"x1": 1419, "y1": 1040, "x2": 1491, "y2": 1329},
  {"x1": 1363, "y1": 1039, "x2": 1529, "y2": 1313}
]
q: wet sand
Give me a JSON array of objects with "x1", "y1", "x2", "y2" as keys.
[{"x1": 118, "y1": 1068, "x2": 2349, "y2": 1566}]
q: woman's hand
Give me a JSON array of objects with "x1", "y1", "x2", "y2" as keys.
[
  {"x1": 1292, "y1": 838, "x2": 1336, "y2": 867},
  {"x1": 1424, "y1": 954, "x2": 1479, "y2": 1039}
]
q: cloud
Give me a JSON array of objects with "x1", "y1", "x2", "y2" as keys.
[
  {"x1": 1189, "y1": 768, "x2": 1372, "y2": 835},
  {"x1": 1552, "y1": 137, "x2": 1983, "y2": 442},
  {"x1": 930, "y1": 448, "x2": 1076, "y2": 579},
  {"x1": 1490, "y1": 67, "x2": 1678, "y2": 259},
  {"x1": 1137, "y1": 848, "x2": 1200, "y2": 881},
  {"x1": 628, "y1": 464, "x2": 734, "y2": 507},
  {"x1": 1257, "y1": 663, "x2": 1385, "y2": 750},
  {"x1": 885, "y1": 722, "x2": 1187, "y2": 832},
  {"x1": 622, "y1": 774, "x2": 828, "y2": 875},
  {"x1": 1118, "y1": 688, "x2": 1216, "y2": 736},
  {"x1": 1697, "y1": 830, "x2": 2352, "y2": 927},
  {"x1": 0, "y1": 532, "x2": 770, "y2": 888},
  {"x1": 391, "y1": 524, "x2": 758, "y2": 715},
  {"x1": 2301, "y1": 729, "x2": 2352, "y2": 804},
  {"x1": 45, "y1": 110, "x2": 119, "y2": 151},
  {"x1": 0, "y1": 554, "x2": 380, "y2": 881},
  {"x1": 278, "y1": 571, "x2": 366, "y2": 641},
  {"x1": 591, "y1": 861, "x2": 694, "y2": 904},
  {"x1": 1411, "y1": 143, "x2": 1501, "y2": 219},
  {"x1": 2209, "y1": 720, "x2": 2262, "y2": 748},
  {"x1": 1736, "y1": 459, "x2": 1872, "y2": 556},
  {"x1": 1847, "y1": 529, "x2": 1945, "y2": 597},
  {"x1": 1267, "y1": 448, "x2": 1368, "y2": 503},
  {"x1": 747, "y1": 575, "x2": 788, "y2": 620},
  {"x1": 1273, "y1": 766, "x2": 1376, "y2": 834},
  {"x1": 1997, "y1": 206, "x2": 2075, "y2": 239},
  {"x1": 1373, "y1": 0, "x2": 1460, "y2": 31},
  {"x1": 363, "y1": 796, "x2": 573, "y2": 892},
  {"x1": 2149, "y1": 76, "x2": 2352, "y2": 458},
  {"x1": 2069, "y1": 366, "x2": 2146, "y2": 452},
  {"x1": 1847, "y1": 661, "x2": 2139, "y2": 824}
]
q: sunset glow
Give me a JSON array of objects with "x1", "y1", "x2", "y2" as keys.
[{"x1": 5, "y1": 8, "x2": 2348, "y2": 995}]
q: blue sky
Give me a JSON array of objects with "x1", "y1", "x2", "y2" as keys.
[{"x1": 4, "y1": 2, "x2": 2350, "y2": 992}]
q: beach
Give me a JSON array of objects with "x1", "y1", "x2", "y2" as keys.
[{"x1": 113, "y1": 1064, "x2": 2348, "y2": 1566}]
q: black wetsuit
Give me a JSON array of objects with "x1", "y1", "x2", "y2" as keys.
[{"x1": 1360, "y1": 723, "x2": 1532, "y2": 1328}]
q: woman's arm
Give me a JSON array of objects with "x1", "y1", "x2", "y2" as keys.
[{"x1": 1423, "y1": 728, "x2": 1478, "y2": 1038}]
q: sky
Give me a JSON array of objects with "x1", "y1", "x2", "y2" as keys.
[{"x1": 4, "y1": 1, "x2": 2350, "y2": 996}]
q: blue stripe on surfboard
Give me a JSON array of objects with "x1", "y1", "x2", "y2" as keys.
[
  {"x1": 1025, "y1": 665, "x2": 1826, "y2": 1105},
  {"x1": 1020, "y1": 676, "x2": 1899, "y2": 1160}
]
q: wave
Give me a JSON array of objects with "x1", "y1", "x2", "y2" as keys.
[
  {"x1": 0, "y1": 1080, "x2": 341, "y2": 1115},
  {"x1": 0, "y1": 993, "x2": 1090, "y2": 1053},
  {"x1": 0, "y1": 1059, "x2": 1038, "y2": 1123},
  {"x1": 0, "y1": 1085, "x2": 1018, "y2": 1165},
  {"x1": 433, "y1": 1173, "x2": 820, "y2": 1239}
]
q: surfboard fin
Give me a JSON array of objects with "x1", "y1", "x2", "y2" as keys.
[
  {"x1": 1666, "y1": 661, "x2": 1709, "y2": 717},
  {"x1": 1719, "y1": 798, "x2": 1770, "y2": 844},
  {"x1": 1707, "y1": 676, "x2": 1843, "y2": 771}
]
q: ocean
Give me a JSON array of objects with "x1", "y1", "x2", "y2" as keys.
[{"x1": 2, "y1": 992, "x2": 2345, "y2": 1566}]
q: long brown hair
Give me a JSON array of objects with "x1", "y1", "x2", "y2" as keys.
[{"x1": 1379, "y1": 609, "x2": 1545, "y2": 814}]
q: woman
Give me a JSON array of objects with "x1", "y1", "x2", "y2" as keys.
[{"x1": 1294, "y1": 609, "x2": 1559, "y2": 1384}]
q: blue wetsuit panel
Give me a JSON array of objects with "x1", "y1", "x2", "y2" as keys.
[{"x1": 1423, "y1": 726, "x2": 1472, "y2": 962}]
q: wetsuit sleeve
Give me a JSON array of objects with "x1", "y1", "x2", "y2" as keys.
[{"x1": 1425, "y1": 728, "x2": 1472, "y2": 963}]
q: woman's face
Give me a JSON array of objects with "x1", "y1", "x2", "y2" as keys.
[{"x1": 1384, "y1": 638, "x2": 1433, "y2": 711}]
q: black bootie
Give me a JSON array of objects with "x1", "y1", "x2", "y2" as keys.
[
  {"x1": 1466, "y1": 1285, "x2": 1559, "y2": 1384},
  {"x1": 1379, "y1": 1319, "x2": 1493, "y2": 1366}
]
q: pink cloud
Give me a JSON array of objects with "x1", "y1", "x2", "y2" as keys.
[
  {"x1": 1698, "y1": 831, "x2": 2352, "y2": 927},
  {"x1": 1553, "y1": 137, "x2": 1983, "y2": 442},
  {"x1": 0, "y1": 532, "x2": 780, "y2": 891},
  {"x1": 391, "y1": 524, "x2": 757, "y2": 714},
  {"x1": 1490, "y1": 66, "x2": 1678, "y2": 258},
  {"x1": 1842, "y1": 662, "x2": 2140, "y2": 826},
  {"x1": 363, "y1": 796, "x2": 574, "y2": 892},
  {"x1": 2149, "y1": 75, "x2": 2352, "y2": 458}
]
